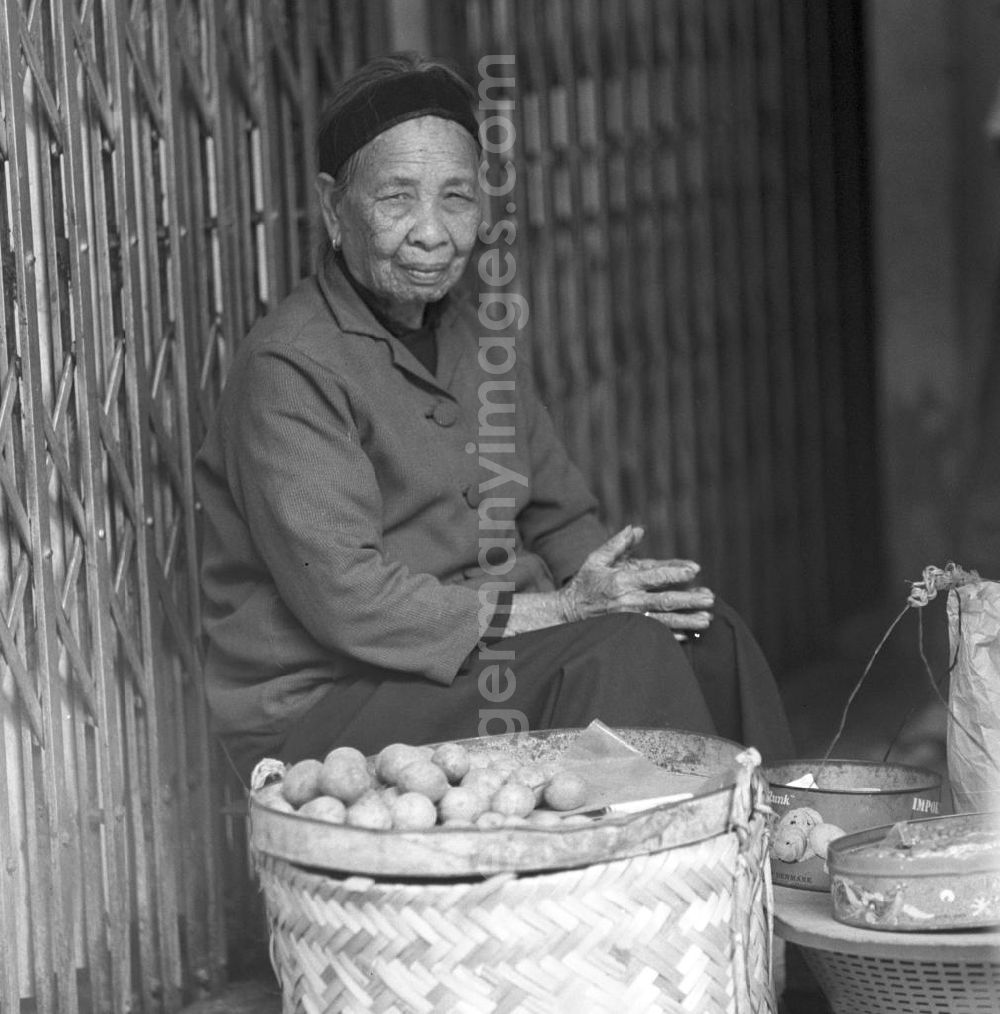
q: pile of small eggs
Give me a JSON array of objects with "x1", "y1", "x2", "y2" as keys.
[
  {"x1": 255, "y1": 741, "x2": 592, "y2": 831},
  {"x1": 770, "y1": 806, "x2": 846, "y2": 863}
]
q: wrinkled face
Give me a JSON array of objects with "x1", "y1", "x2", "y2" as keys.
[{"x1": 318, "y1": 116, "x2": 482, "y2": 327}]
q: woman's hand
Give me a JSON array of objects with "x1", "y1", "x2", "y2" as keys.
[{"x1": 558, "y1": 525, "x2": 715, "y2": 632}]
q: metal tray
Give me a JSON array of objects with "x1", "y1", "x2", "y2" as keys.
[{"x1": 249, "y1": 726, "x2": 760, "y2": 878}]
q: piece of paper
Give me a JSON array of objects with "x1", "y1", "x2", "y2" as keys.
[
  {"x1": 948, "y1": 581, "x2": 1000, "y2": 812},
  {"x1": 786, "y1": 773, "x2": 819, "y2": 789},
  {"x1": 557, "y1": 721, "x2": 709, "y2": 811}
]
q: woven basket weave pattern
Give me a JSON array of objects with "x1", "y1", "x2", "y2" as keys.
[
  {"x1": 258, "y1": 818, "x2": 774, "y2": 1014},
  {"x1": 802, "y1": 949, "x2": 1000, "y2": 1014}
]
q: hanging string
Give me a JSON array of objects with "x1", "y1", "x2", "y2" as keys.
[
  {"x1": 819, "y1": 604, "x2": 909, "y2": 773},
  {"x1": 818, "y1": 562, "x2": 994, "y2": 784},
  {"x1": 880, "y1": 595, "x2": 963, "y2": 763}
]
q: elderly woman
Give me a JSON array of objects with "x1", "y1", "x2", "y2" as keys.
[{"x1": 196, "y1": 54, "x2": 794, "y2": 781}]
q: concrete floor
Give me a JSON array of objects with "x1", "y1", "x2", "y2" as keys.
[
  {"x1": 181, "y1": 598, "x2": 954, "y2": 1014},
  {"x1": 180, "y1": 981, "x2": 281, "y2": 1014}
]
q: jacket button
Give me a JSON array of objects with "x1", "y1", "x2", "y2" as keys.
[
  {"x1": 462, "y1": 484, "x2": 482, "y2": 508},
  {"x1": 429, "y1": 401, "x2": 458, "y2": 427}
]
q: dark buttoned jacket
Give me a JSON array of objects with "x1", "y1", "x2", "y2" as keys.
[{"x1": 196, "y1": 259, "x2": 606, "y2": 744}]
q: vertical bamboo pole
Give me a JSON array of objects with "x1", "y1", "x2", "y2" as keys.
[
  {"x1": 782, "y1": 0, "x2": 830, "y2": 651},
  {"x1": 807, "y1": 2, "x2": 852, "y2": 620},
  {"x1": 644, "y1": 0, "x2": 683, "y2": 555},
  {"x1": 298, "y1": 0, "x2": 321, "y2": 278},
  {"x1": 729, "y1": 0, "x2": 779, "y2": 648},
  {"x1": 23, "y1": 12, "x2": 86, "y2": 1003},
  {"x1": 681, "y1": 0, "x2": 724, "y2": 582},
  {"x1": 43, "y1": 8, "x2": 119, "y2": 1009},
  {"x1": 0, "y1": 14, "x2": 35, "y2": 1009},
  {"x1": 0, "y1": 6, "x2": 77, "y2": 1010},
  {"x1": 624, "y1": 0, "x2": 669, "y2": 551},
  {"x1": 269, "y1": 26, "x2": 300, "y2": 291},
  {"x1": 58, "y1": 9, "x2": 135, "y2": 1006},
  {"x1": 84, "y1": 69, "x2": 157, "y2": 1014},
  {"x1": 703, "y1": 0, "x2": 754, "y2": 614},
  {"x1": 82, "y1": 8, "x2": 143, "y2": 1007},
  {"x1": 154, "y1": 0, "x2": 225, "y2": 994},
  {"x1": 213, "y1": 8, "x2": 248, "y2": 365},
  {"x1": 562, "y1": 0, "x2": 623, "y2": 525},
  {"x1": 514, "y1": 0, "x2": 563, "y2": 421},
  {"x1": 539, "y1": 0, "x2": 591, "y2": 472},
  {"x1": 0, "y1": 709, "x2": 18, "y2": 1013},
  {"x1": 657, "y1": 0, "x2": 700, "y2": 560},
  {"x1": 103, "y1": 0, "x2": 184, "y2": 1004},
  {"x1": 588, "y1": 0, "x2": 633, "y2": 534},
  {"x1": 822, "y1": 0, "x2": 879, "y2": 613},
  {"x1": 756, "y1": 0, "x2": 798, "y2": 659}
]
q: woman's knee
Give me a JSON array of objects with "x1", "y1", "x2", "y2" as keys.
[
  {"x1": 578, "y1": 611, "x2": 689, "y2": 666},
  {"x1": 581, "y1": 610, "x2": 676, "y2": 636}
]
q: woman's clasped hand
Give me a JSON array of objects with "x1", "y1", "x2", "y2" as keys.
[{"x1": 559, "y1": 524, "x2": 715, "y2": 634}]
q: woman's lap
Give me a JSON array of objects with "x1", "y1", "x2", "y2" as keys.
[{"x1": 269, "y1": 605, "x2": 794, "y2": 776}]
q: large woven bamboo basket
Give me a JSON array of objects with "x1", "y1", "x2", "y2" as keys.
[{"x1": 251, "y1": 727, "x2": 776, "y2": 1013}]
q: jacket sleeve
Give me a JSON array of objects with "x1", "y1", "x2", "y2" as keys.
[
  {"x1": 226, "y1": 346, "x2": 488, "y2": 685},
  {"x1": 516, "y1": 361, "x2": 609, "y2": 585}
]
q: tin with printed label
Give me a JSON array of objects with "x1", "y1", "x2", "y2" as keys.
[{"x1": 762, "y1": 759, "x2": 943, "y2": 891}]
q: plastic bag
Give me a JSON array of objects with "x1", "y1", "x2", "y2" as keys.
[{"x1": 947, "y1": 578, "x2": 1000, "y2": 812}]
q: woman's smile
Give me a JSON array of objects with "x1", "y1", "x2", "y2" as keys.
[{"x1": 399, "y1": 262, "x2": 451, "y2": 283}]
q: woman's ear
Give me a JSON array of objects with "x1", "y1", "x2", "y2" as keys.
[{"x1": 315, "y1": 173, "x2": 342, "y2": 249}]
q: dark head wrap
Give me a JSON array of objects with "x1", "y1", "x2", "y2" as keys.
[{"x1": 318, "y1": 68, "x2": 480, "y2": 178}]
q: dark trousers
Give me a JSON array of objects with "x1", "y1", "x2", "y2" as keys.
[{"x1": 272, "y1": 600, "x2": 795, "y2": 775}]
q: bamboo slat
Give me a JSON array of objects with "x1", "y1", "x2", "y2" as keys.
[
  {"x1": 823, "y1": 0, "x2": 882, "y2": 614},
  {"x1": 730, "y1": 0, "x2": 778, "y2": 646},
  {"x1": 683, "y1": 0, "x2": 726, "y2": 582},
  {"x1": 659, "y1": 0, "x2": 701, "y2": 560},
  {"x1": 149, "y1": 0, "x2": 220, "y2": 995},
  {"x1": 68, "y1": 7, "x2": 138, "y2": 1005},
  {"x1": 0, "y1": 735, "x2": 17, "y2": 1014},
  {"x1": 638, "y1": 0, "x2": 678, "y2": 550},
  {"x1": 512, "y1": 0, "x2": 563, "y2": 428},
  {"x1": 593, "y1": 0, "x2": 636, "y2": 532},
  {"x1": 44, "y1": 13, "x2": 108, "y2": 1008},
  {"x1": 754, "y1": 0, "x2": 797, "y2": 662},
  {"x1": 782, "y1": 1, "x2": 831, "y2": 653},
  {"x1": 701, "y1": 0, "x2": 750, "y2": 613},
  {"x1": 0, "y1": 26, "x2": 30, "y2": 1009},
  {"x1": 805, "y1": 3, "x2": 851, "y2": 626},
  {"x1": 2, "y1": 7, "x2": 76, "y2": 1012},
  {"x1": 104, "y1": 3, "x2": 184, "y2": 1007},
  {"x1": 546, "y1": 0, "x2": 594, "y2": 483}
]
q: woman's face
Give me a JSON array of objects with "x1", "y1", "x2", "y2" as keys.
[{"x1": 320, "y1": 116, "x2": 482, "y2": 327}]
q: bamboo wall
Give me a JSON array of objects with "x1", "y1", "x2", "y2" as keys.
[
  {"x1": 0, "y1": 1, "x2": 877, "y2": 1011},
  {"x1": 444, "y1": 0, "x2": 879, "y2": 663},
  {"x1": 0, "y1": 2, "x2": 385, "y2": 1011}
]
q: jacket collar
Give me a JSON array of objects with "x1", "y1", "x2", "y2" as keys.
[{"x1": 316, "y1": 254, "x2": 467, "y2": 393}]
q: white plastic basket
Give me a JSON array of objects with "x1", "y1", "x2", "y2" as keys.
[{"x1": 802, "y1": 947, "x2": 1000, "y2": 1014}]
